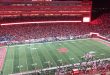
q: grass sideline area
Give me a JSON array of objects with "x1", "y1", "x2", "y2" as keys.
[{"x1": 1, "y1": 38, "x2": 110, "y2": 75}]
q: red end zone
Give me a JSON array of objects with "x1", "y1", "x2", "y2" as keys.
[{"x1": 0, "y1": 48, "x2": 7, "y2": 71}]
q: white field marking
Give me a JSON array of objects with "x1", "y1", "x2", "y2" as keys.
[
  {"x1": 56, "y1": 42, "x2": 70, "y2": 64},
  {"x1": 18, "y1": 48, "x2": 22, "y2": 73},
  {"x1": 57, "y1": 59, "x2": 63, "y2": 62},
  {"x1": 69, "y1": 58, "x2": 74, "y2": 60},
  {"x1": 10, "y1": 57, "x2": 110, "y2": 75},
  {"x1": 31, "y1": 63, "x2": 37, "y2": 66},
  {"x1": 34, "y1": 46, "x2": 43, "y2": 69},
  {"x1": 24, "y1": 47, "x2": 29, "y2": 72},
  {"x1": 100, "y1": 53, "x2": 105, "y2": 56},
  {"x1": 59, "y1": 43, "x2": 62, "y2": 45},
  {"x1": 9, "y1": 47, "x2": 14, "y2": 74},
  {"x1": 47, "y1": 43, "x2": 62, "y2": 66},
  {"x1": 64, "y1": 41, "x2": 82, "y2": 63},
  {"x1": 44, "y1": 61, "x2": 50, "y2": 64},
  {"x1": 89, "y1": 51, "x2": 96, "y2": 54},
  {"x1": 17, "y1": 65, "x2": 23, "y2": 68},
  {"x1": 31, "y1": 48, "x2": 37, "y2": 50},
  {"x1": 46, "y1": 44, "x2": 58, "y2": 66},
  {"x1": 30, "y1": 46, "x2": 37, "y2": 70},
  {"x1": 18, "y1": 47, "x2": 24, "y2": 73}
]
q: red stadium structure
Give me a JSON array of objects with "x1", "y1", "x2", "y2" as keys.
[{"x1": 0, "y1": 0, "x2": 92, "y2": 24}]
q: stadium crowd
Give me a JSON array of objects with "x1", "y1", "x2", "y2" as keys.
[
  {"x1": 90, "y1": 13, "x2": 110, "y2": 37},
  {"x1": 0, "y1": 13, "x2": 110, "y2": 43},
  {"x1": 0, "y1": 23, "x2": 91, "y2": 42}
]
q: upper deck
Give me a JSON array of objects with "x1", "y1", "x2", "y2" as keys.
[{"x1": 0, "y1": 0, "x2": 92, "y2": 22}]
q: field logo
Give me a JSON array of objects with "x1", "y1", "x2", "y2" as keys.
[{"x1": 57, "y1": 48, "x2": 68, "y2": 53}]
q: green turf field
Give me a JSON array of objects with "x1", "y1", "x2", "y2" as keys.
[{"x1": 2, "y1": 39, "x2": 110, "y2": 75}]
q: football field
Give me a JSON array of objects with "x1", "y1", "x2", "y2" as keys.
[{"x1": 1, "y1": 38, "x2": 110, "y2": 75}]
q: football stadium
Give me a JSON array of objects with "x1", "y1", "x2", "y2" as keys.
[{"x1": 0, "y1": 0, "x2": 110, "y2": 75}]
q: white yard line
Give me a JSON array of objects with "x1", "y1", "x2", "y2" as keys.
[
  {"x1": 24, "y1": 46, "x2": 29, "y2": 72},
  {"x1": 29, "y1": 45, "x2": 39, "y2": 70},
  {"x1": 47, "y1": 44, "x2": 58, "y2": 67},
  {"x1": 12, "y1": 47, "x2": 14, "y2": 74},
  {"x1": 35, "y1": 46, "x2": 44, "y2": 69}
]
